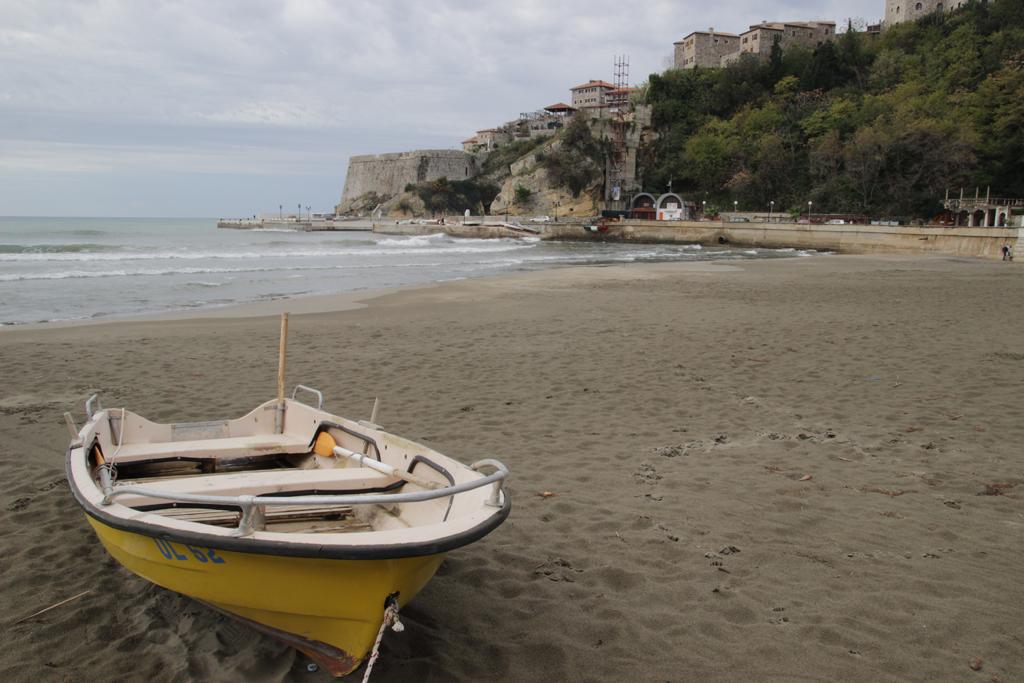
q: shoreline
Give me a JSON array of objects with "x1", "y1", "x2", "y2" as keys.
[{"x1": 0, "y1": 256, "x2": 801, "y2": 333}]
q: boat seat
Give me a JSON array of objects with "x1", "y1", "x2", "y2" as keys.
[
  {"x1": 154, "y1": 505, "x2": 375, "y2": 533},
  {"x1": 108, "y1": 433, "x2": 312, "y2": 465},
  {"x1": 116, "y1": 466, "x2": 398, "y2": 508}
]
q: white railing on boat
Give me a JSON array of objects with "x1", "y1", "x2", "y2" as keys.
[
  {"x1": 291, "y1": 384, "x2": 324, "y2": 409},
  {"x1": 99, "y1": 459, "x2": 508, "y2": 537}
]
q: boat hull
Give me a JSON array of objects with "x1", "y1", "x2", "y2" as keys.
[{"x1": 85, "y1": 516, "x2": 445, "y2": 676}]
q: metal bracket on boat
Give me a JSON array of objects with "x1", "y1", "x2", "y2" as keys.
[
  {"x1": 85, "y1": 394, "x2": 101, "y2": 420},
  {"x1": 471, "y1": 459, "x2": 509, "y2": 508},
  {"x1": 98, "y1": 465, "x2": 116, "y2": 505},
  {"x1": 291, "y1": 385, "x2": 324, "y2": 410},
  {"x1": 64, "y1": 412, "x2": 83, "y2": 448},
  {"x1": 235, "y1": 495, "x2": 266, "y2": 536}
]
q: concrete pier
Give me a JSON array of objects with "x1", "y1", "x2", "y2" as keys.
[{"x1": 217, "y1": 218, "x2": 374, "y2": 231}]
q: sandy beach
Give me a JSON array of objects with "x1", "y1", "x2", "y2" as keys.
[{"x1": 1, "y1": 254, "x2": 1022, "y2": 682}]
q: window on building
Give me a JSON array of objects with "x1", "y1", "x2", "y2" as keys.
[{"x1": 916, "y1": 2, "x2": 923, "y2": 9}]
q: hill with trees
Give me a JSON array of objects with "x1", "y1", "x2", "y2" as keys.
[{"x1": 640, "y1": 0, "x2": 1024, "y2": 220}]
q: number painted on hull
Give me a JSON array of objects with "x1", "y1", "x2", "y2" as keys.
[{"x1": 153, "y1": 538, "x2": 226, "y2": 564}]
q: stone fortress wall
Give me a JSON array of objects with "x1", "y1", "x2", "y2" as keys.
[{"x1": 337, "y1": 150, "x2": 478, "y2": 214}]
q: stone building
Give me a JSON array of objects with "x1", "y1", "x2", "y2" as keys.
[
  {"x1": 737, "y1": 21, "x2": 836, "y2": 60},
  {"x1": 884, "y1": 0, "x2": 981, "y2": 26},
  {"x1": 675, "y1": 20, "x2": 835, "y2": 69},
  {"x1": 674, "y1": 29, "x2": 740, "y2": 69},
  {"x1": 518, "y1": 104, "x2": 576, "y2": 138},
  {"x1": 473, "y1": 128, "x2": 513, "y2": 151},
  {"x1": 570, "y1": 80, "x2": 617, "y2": 108}
]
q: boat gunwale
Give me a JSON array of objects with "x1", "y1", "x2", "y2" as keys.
[{"x1": 68, "y1": 445, "x2": 511, "y2": 560}]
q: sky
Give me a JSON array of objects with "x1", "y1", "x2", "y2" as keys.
[{"x1": 0, "y1": 0, "x2": 882, "y2": 217}]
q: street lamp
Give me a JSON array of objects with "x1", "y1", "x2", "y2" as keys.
[
  {"x1": 733, "y1": 200, "x2": 738, "y2": 218},
  {"x1": 306, "y1": 205, "x2": 311, "y2": 220},
  {"x1": 769, "y1": 200, "x2": 775, "y2": 223},
  {"x1": 279, "y1": 204, "x2": 283, "y2": 220},
  {"x1": 807, "y1": 201, "x2": 813, "y2": 222},
  {"x1": 702, "y1": 199, "x2": 707, "y2": 218},
  {"x1": 297, "y1": 204, "x2": 301, "y2": 221}
]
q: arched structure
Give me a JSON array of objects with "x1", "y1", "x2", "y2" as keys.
[
  {"x1": 656, "y1": 193, "x2": 687, "y2": 221},
  {"x1": 630, "y1": 193, "x2": 657, "y2": 220}
]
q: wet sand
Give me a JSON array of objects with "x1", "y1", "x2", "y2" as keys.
[{"x1": 1, "y1": 255, "x2": 1022, "y2": 682}]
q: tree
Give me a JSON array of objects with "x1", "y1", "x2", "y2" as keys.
[
  {"x1": 638, "y1": 0, "x2": 1018, "y2": 219},
  {"x1": 542, "y1": 117, "x2": 605, "y2": 197},
  {"x1": 514, "y1": 185, "x2": 534, "y2": 207}
]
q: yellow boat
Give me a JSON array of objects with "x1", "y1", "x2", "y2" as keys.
[{"x1": 66, "y1": 387, "x2": 510, "y2": 677}]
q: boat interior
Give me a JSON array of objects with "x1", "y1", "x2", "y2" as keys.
[{"x1": 80, "y1": 398, "x2": 482, "y2": 536}]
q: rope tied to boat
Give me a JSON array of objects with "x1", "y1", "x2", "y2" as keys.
[{"x1": 361, "y1": 598, "x2": 403, "y2": 683}]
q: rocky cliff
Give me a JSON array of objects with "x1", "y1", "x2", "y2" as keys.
[{"x1": 336, "y1": 106, "x2": 649, "y2": 218}]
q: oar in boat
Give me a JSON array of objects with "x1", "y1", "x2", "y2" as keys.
[{"x1": 312, "y1": 434, "x2": 442, "y2": 490}]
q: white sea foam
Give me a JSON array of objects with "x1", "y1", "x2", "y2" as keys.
[
  {"x1": 377, "y1": 233, "x2": 447, "y2": 247},
  {"x1": 0, "y1": 242, "x2": 535, "y2": 262},
  {"x1": 0, "y1": 261, "x2": 450, "y2": 282}
]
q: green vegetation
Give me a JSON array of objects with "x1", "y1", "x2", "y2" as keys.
[
  {"x1": 404, "y1": 177, "x2": 500, "y2": 215},
  {"x1": 479, "y1": 137, "x2": 549, "y2": 178},
  {"x1": 514, "y1": 185, "x2": 534, "y2": 207},
  {"x1": 642, "y1": 1, "x2": 1024, "y2": 219},
  {"x1": 542, "y1": 116, "x2": 608, "y2": 198}
]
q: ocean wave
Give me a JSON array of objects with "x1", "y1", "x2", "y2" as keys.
[
  {"x1": 0, "y1": 243, "x2": 115, "y2": 254},
  {"x1": 0, "y1": 260, "x2": 454, "y2": 282},
  {"x1": 0, "y1": 242, "x2": 536, "y2": 262},
  {"x1": 376, "y1": 233, "x2": 448, "y2": 248}
]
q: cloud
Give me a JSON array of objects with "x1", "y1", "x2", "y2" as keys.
[
  {"x1": 0, "y1": 138, "x2": 341, "y2": 175},
  {"x1": 0, "y1": 0, "x2": 883, "y2": 215}
]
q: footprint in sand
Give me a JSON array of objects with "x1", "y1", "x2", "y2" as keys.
[{"x1": 633, "y1": 463, "x2": 662, "y2": 484}]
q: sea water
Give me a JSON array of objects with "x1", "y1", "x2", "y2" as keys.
[{"x1": 0, "y1": 217, "x2": 814, "y2": 325}]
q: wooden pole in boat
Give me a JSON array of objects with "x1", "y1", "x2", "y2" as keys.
[{"x1": 275, "y1": 312, "x2": 289, "y2": 434}]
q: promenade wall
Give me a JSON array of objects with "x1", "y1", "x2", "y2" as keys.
[{"x1": 543, "y1": 221, "x2": 1021, "y2": 259}]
